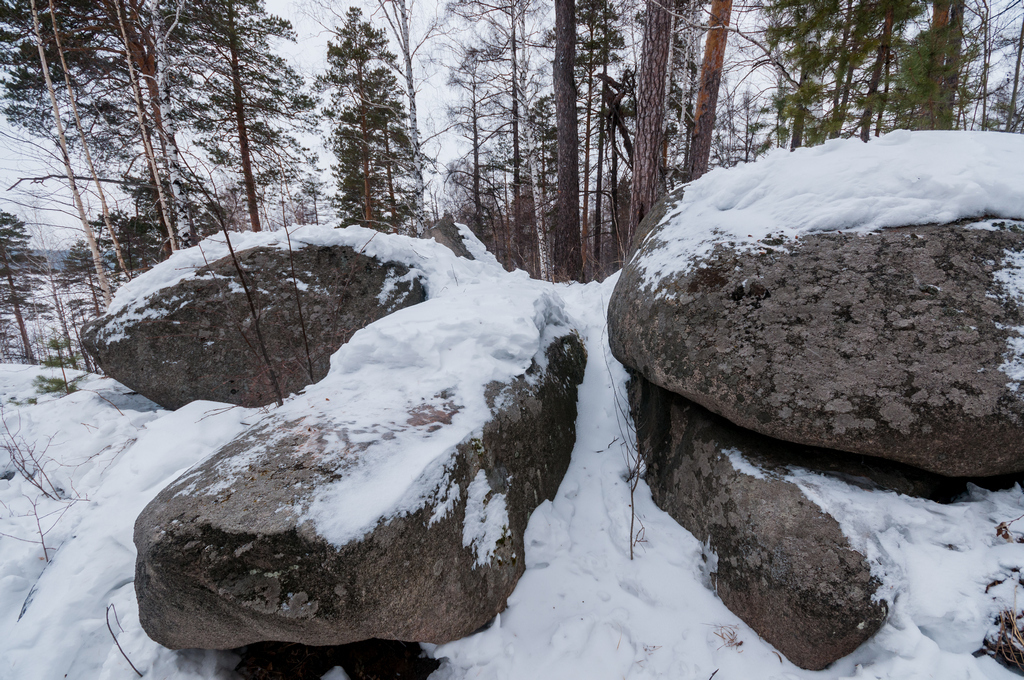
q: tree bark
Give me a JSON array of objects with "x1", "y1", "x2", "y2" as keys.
[
  {"x1": 150, "y1": 0, "x2": 191, "y2": 245},
  {"x1": 391, "y1": 0, "x2": 427, "y2": 235},
  {"x1": 927, "y1": 0, "x2": 962, "y2": 129},
  {"x1": 115, "y1": 0, "x2": 178, "y2": 248},
  {"x1": 1009, "y1": 9, "x2": 1024, "y2": 131},
  {"x1": 860, "y1": 3, "x2": 894, "y2": 141},
  {"x1": 628, "y1": 0, "x2": 674, "y2": 253},
  {"x1": 226, "y1": 0, "x2": 262, "y2": 232},
  {"x1": 687, "y1": 0, "x2": 732, "y2": 179},
  {"x1": 510, "y1": 10, "x2": 522, "y2": 269},
  {"x1": 581, "y1": 61, "x2": 594, "y2": 280},
  {"x1": 594, "y1": 62, "x2": 608, "y2": 279},
  {"x1": 48, "y1": 0, "x2": 131, "y2": 279},
  {"x1": 358, "y1": 69, "x2": 374, "y2": 226},
  {"x1": 553, "y1": 0, "x2": 580, "y2": 281},
  {"x1": 514, "y1": 5, "x2": 550, "y2": 280},
  {"x1": 0, "y1": 246, "x2": 33, "y2": 363},
  {"x1": 941, "y1": 0, "x2": 963, "y2": 128}
]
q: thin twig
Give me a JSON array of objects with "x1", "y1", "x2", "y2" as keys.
[
  {"x1": 284, "y1": 226, "x2": 315, "y2": 382},
  {"x1": 106, "y1": 604, "x2": 143, "y2": 677}
]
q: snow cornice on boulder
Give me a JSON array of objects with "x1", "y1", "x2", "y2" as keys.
[{"x1": 636, "y1": 130, "x2": 1024, "y2": 291}]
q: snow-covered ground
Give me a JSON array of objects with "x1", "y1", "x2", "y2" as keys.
[
  {"x1": 5, "y1": 131, "x2": 1024, "y2": 679},
  {"x1": 3, "y1": 276, "x2": 1024, "y2": 680}
]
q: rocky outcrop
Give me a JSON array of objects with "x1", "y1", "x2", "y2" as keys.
[
  {"x1": 611, "y1": 221, "x2": 1024, "y2": 477},
  {"x1": 425, "y1": 215, "x2": 475, "y2": 260},
  {"x1": 133, "y1": 332, "x2": 586, "y2": 650},
  {"x1": 83, "y1": 244, "x2": 426, "y2": 410},
  {"x1": 632, "y1": 375, "x2": 889, "y2": 670}
]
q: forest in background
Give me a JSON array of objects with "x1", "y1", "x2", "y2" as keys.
[{"x1": 0, "y1": 0, "x2": 1022, "y2": 371}]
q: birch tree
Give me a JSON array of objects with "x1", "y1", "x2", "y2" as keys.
[{"x1": 28, "y1": 0, "x2": 112, "y2": 306}]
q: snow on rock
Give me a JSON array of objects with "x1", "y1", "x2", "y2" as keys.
[
  {"x1": 6, "y1": 140, "x2": 1024, "y2": 678},
  {"x1": 611, "y1": 132, "x2": 1024, "y2": 477},
  {"x1": 432, "y1": 277, "x2": 1024, "y2": 680},
  {"x1": 130, "y1": 227, "x2": 585, "y2": 649},
  {"x1": 637, "y1": 130, "x2": 1024, "y2": 291},
  {"x1": 104, "y1": 222, "x2": 497, "y2": 319},
  {"x1": 992, "y1": 248, "x2": 1024, "y2": 391},
  {"x1": 463, "y1": 470, "x2": 510, "y2": 568},
  {"x1": 4, "y1": 278, "x2": 1024, "y2": 679}
]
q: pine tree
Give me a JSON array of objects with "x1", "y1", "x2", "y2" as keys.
[
  {"x1": 181, "y1": 0, "x2": 315, "y2": 232},
  {"x1": 553, "y1": 0, "x2": 580, "y2": 281},
  {"x1": 321, "y1": 8, "x2": 413, "y2": 231},
  {"x1": 764, "y1": 0, "x2": 839, "y2": 149},
  {"x1": 0, "y1": 212, "x2": 38, "y2": 363}
]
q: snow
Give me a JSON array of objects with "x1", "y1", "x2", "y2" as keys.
[
  {"x1": 4, "y1": 150, "x2": 1024, "y2": 679},
  {"x1": 295, "y1": 284, "x2": 569, "y2": 548},
  {"x1": 8, "y1": 272, "x2": 1024, "y2": 679},
  {"x1": 636, "y1": 130, "x2": 1024, "y2": 292},
  {"x1": 94, "y1": 222, "x2": 503, "y2": 345},
  {"x1": 462, "y1": 470, "x2": 511, "y2": 568},
  {"x1": 992, "y1": 250, "x2": 1024, "y2": 390}
]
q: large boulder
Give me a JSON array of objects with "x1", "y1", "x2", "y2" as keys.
[
  {"x1": 632, "y1": 375, "x2": 889, "y2": 670},
  {"x1": 133, "y1": 288, "x2": 586, "y2": 649},
  {"x1": 611, "y1": 220, "x2": 1024, "y2": 477},
  {"x1": 83, "y1": 243, "x2": 426, "y2": 409},
  {"x1": 425, "y1": 215, "x2": 475, "y2": 260}
]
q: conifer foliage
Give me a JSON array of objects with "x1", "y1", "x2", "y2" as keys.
[
  {"x1": 320, "y1": 8, "x2": 414, "y2": 232},
  {"x1": 0, "y1": 0, "x2": 1021, "y2": 355}
]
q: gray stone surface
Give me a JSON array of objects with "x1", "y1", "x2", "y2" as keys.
[
  {"x1": 425, "y1": 215, "x2": 475, "y2": 260},
  {"x1": 631, "y1": 375, "x2": 888, "y2": 670},
  {"x1": 82, "y1": 244, "x2": 426, "y2": 409},
  {"x1": 610, "y1": 219, "x2": 1024, "y2": 477},
  {"x1": 133, "y1": 333, "x2": 586, "y2": 650}
]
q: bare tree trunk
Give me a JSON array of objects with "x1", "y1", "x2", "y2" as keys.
[
  {"x1": 876, "y1": 47, "x2": 892, "y2": 135},
  {"x1": 1009, "y1": 9, "x2": 1024, "y2": 131},
  {"x1": 594, "y1": 62, "x2": 608, "y2": 278},
  {"x1": 48, "y1": 0, "x2": 131, "y2": 280},
  {"x1": 942, "y1": 0, "x2": 963, "y2": 128},
  {"x1": 225, "y1": 0, "x2": 262, "y2": 232},
  {"x1": 472, "y1": 81, "x2": 483, "y2": 237},
  {"x1": 979, "y1": 0, "x2": 991, "y2": 129},
  {"x1": 392, "y1": 0, "x2": 427, "y2": 235},
  {"x1": 628, "y1": 0, "x2": 674, "y2": 253},
  {"x1": 510, "y1": 11, "x2": 522, "y2": 269},
  {"x1": 553, "y1": 0, "x2": 580, "y2": 281},
  {"x1": 29, "y1": 0, "x2": 113, "y2": 307},
  {"x1": 670, "y1": 0, "x2": 700, "y2": 178},
  {"x1": 688, "y1": 0, "x2": 733, "y2": 179},
  {"x1": 581, "y1": 62, "x2": 594, "y2": 280},
  {"x1": 515, "y1": 5, "x2": 551, "y2": 280},
  {"x1": 860, "y1": 2, "x2": 894, "y2": 141},
  {"x1": 115, "y1": 0, "x2": 178, "y2": 248},
  {"x1": 0, "y1": 247, "x2": 33, "y2": 363},
  {"x1": 610, "y1": 106, "x2": 621, "y2": 262},
  {"x1": 151, "y1": 0, "x2": 190, "y2": 245},
  {"x1": 928, "y1": 0, "x2": 962, "y2": 129}
]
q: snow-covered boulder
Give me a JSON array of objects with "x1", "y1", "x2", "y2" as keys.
[
  {"x1": 632, "y1": 375, "x2": 889, "y2": 670},
  {"x1": 82, "y1": 234, "x2": 427, "y2": 409},
  {"x1": 610, "y1": 131, "x2": 1024, "y2": 477},
  {"x1": 132, "y1": 272, "x2": 586, "y2": 649}
]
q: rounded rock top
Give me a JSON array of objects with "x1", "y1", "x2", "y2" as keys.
[{"x1": 610, "y1": 131, "x2": 1024, "y2": 477}]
